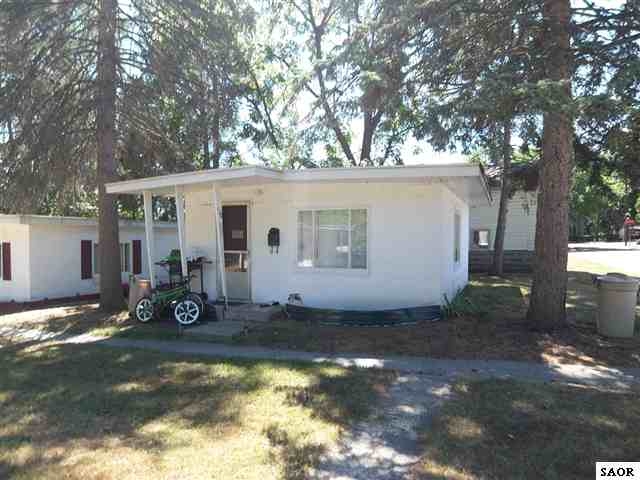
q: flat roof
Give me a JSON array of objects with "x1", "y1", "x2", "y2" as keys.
[
  {"x1": 0, "y1": 214, "x2": 176, "y2": 229},
  {"x1": 105, "y1": 164, "x2": 492, "y2": 202}
]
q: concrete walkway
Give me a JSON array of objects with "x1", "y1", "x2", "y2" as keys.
[
  {"x1": 3, "y1": 326, "x2": 639, "y2": 480},
  {"x1": 97, "y1": 338, "x2": 639, "y2": 389},
  {"x1": 2, "y1": 325, "x2": 639, "y2": 390}
]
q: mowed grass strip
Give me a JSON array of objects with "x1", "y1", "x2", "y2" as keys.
[
  {"x1": 0, "y1": 342, "x2": 394, "y2": 480},
  {"x1": 413, "y1": 379, "x2": 640, "y2": 480}
]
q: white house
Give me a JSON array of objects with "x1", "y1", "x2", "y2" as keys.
[
  {"x1": 106, "y1": 164, "x2": 491, "y2": 310},
  {"x1": 468, "y1": 164, "x2": 538, "y2": 272},
  {"x1": 0, "y1": 215, "x2": 177, "y2": 303}
]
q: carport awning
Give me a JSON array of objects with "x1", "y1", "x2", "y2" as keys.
[{"x1": 105, "y1": 163, "x2": 492, "y2": 204}]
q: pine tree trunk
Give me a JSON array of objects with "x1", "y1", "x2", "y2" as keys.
[
  {"x1": 527, "y1": 0, "x2": 573, "y2": 330},
  {"x1": 96, "y1": 0, "x2": 123, "y2": 312},
  {"x1": 360, "y1": 112, "x2": 375, "y2": 166},
  {"x1": 211, "y1": 111, "x2": 221, "y2": 169},
  {"x1": 203, "y1": 137, "x2": 210, "y2": 169},
  {"x1": 490, "y1": 121, "x2": 512, "y2": 276}
]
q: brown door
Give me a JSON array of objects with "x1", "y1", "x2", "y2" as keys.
[{"x1": 222, "y1": 205, "x2": 250, "y2": 300}]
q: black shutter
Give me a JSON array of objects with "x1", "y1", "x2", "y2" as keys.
[
  {"x1": 132, "y1": 240, "x2": 142, "y2": 274},
  {"x1": 81, "y1": 240, "x2": 93, "y2": 279},
  {"x1": 1, "y1": 242, "x2": 11, "y2": 281}
]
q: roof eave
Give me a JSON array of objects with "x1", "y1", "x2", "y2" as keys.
[{"x1": 106, "y1": 164, "x2": 485, "y2": 196}]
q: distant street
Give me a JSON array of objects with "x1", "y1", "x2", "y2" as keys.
[{"x1": 568, "y1": 242, "x2": 640, "y2": 276}]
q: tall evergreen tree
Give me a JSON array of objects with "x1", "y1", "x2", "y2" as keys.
[
  {"x1": 526, "y1": 0, "x2": 573, "y2": 329},
  {"x1": 0, "y1": 0, "x2": 257, "y2": 310}
]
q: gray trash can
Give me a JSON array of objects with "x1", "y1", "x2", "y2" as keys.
[{"x1": 596, "y1": 274, "x2": 639, "y2": 338}]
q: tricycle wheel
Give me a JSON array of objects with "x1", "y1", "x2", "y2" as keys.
[
  {"x1": 135, "y1": 297, "x2": 154, "y2": 323},
  {"x1": 185, "y1": 293, "x2": 205, "y2": 316},
  {"x1": 174, "y1": 299, "x2": 200, "y2": 325}
]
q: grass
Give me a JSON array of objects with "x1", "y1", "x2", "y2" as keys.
[
  {"x1": 567, "y1": 251, "x2": 640, "y2": 277},
  {"x1": 3, "y1": 263, "x2": 639, "y2": 368},
  {"x1": 0, "y1": 340, "x2": 394, "y2": 479},
  {"x1": 230, "y1": 272, "x2": 640, "y2": 367},
  {"x1": 413, "y1": 379, "x2": 640, "y2": 480}
]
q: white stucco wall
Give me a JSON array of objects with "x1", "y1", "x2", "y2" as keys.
[
  {"x1": 184, "y1": 190, "x2": 219, "y2": 299},
  {"x1": 440, "y1": 185, "x2": 470, "y2": 301},
  {"x1": 469, "y1": 188, "x2": 537, "y2": 251},
  {"x1": 26, "y1": 222, "x2": 177, "y2": 301},
  {"x1": 184, "y1": 181, "x2": 471, "y2": 309},
  {"x1": 0, "y1": 224, "x2": 31, "y2": 302}
]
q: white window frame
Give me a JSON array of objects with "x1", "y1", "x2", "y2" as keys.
[
  {"x1": 296, "y1": 207, "x2": 369, "y2": 273},
  {"x1": 473, "y1": 229, "x2": 491, "y2": 249},
  {"x1": 454, "y1": 211, "x2": 461, "y2": 265},
  {"x1": 121, "y1": 242, "x2": 131, "y2": 273}
]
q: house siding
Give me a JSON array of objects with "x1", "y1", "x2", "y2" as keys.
[
  {"x1": 9, "y1": 222, "x2": 178, "y2": 302},
  {"x1": 0, "y1": 224, "x2": 30, "y2": 302},
  {"x1": 469, "y1": 188, "x2": 537, "y2": 251},
  {"x1": 184, "y1": 182, "x2": 468, "y2": 309},
  {"x1": 440, "y1": 185, "x2": 470, "y2": 301}
]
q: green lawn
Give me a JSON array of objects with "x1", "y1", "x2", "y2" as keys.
[
  {"x1": 414, "y1": 379, "x2": 640, "y2": 480},
  {"x1": 0, "y1": 341, "x2": 393, "y2": 480},
  {"x1": 3, "y1": 272, "x2": 639, "y2": 368},
  {"x1": 230, "y1": 273, "x2": 640, "y2": 367}
]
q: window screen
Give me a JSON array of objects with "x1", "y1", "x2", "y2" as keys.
[{"x1": 297, "y1": 209, "x2": 367, "y2": 269}]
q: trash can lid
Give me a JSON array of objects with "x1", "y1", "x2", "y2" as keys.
[{"x1": 597, "y1": 274, "x2": 640, "y2": 291}]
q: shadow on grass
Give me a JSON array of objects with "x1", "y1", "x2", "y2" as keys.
[
  {"x1": 264, "y1": 424, "x2": 326, "y2": 480},
  {"x1": 0, "y1": 341, "x2": 390, "y2": 479},
  {"x1": 276, "y1": 368, "x2": 394, "y2": 426},
  {"x1": 415, "y1": 379, "x2": 640, "y2": 479},
  {"x1": 0, "y1": 303, "x2": 126, "y2": 336},
  {"x1": 432, "y1": 273, "x2": 640, "y2": 368},
  {"x1": 232, "y1": 273, "x2": 639, "y2": 368}
]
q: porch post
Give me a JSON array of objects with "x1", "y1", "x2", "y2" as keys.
[
  {"x1": 174, "y1": 185, "x2": 188, "y2": 281},
  {"x1": 212, "y1": 184, "x2": 228, "y2": 309},
  {"x1": 142, "y1": 190, "x2": 156, "y2": 288}
]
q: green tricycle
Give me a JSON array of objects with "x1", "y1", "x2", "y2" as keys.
[{"x1": 134, "y1": 277, "x2": 205, "y2": 326}]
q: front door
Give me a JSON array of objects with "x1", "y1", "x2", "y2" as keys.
[{"x1": 222, "y1": 205, "x2": 250, "y2": 301}]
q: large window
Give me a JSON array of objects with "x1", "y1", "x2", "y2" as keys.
[{"x1": 297, "y1": 209, "x2": 367, "y2": 269}]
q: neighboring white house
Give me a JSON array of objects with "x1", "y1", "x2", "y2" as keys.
[
  {"x1": 470, "y1": 189, "x2": 537, "y2": 250},
  {"x1": 468, "y1": 164, "x2": 538, "y2": 272},
  {"x1": 106, "y1": 164, "x2": 491, "y2": 310},
  {"x1": 0, "y1": 215, "x2": 177, "y2": 303}
]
